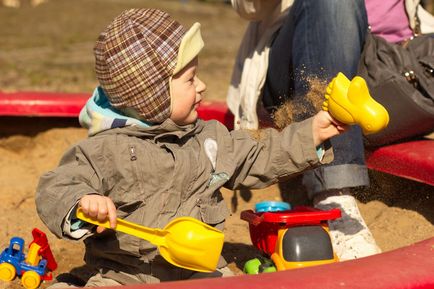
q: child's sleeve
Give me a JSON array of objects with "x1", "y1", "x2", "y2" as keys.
[
  {"x1": 35, "y1": 142, "x2": 105, "y2": 239},
  {"x1": 225, "y1": 117, "x2": 334, "y2": 190},
  {"x1": 62, "y1": 202, "x2": 94, "y2": 239}
]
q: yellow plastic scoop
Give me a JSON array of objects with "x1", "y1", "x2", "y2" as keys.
[
  {"x1": 322, "y1": 72, "x2": 389, "y2": 134},
  {"x1": 76, "y1": 208, "x2": 224, "y2": 273}
]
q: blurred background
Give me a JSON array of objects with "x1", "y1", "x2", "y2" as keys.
[
  {"x1": 0, "y1": 0, "x2": 433, "y2": 101},
  {"x1": 422, "y1": 0, "x2": 434, "y2": 12},
  {"x1": 0, "y1": 0, "x2": 245, "y2": 101}
]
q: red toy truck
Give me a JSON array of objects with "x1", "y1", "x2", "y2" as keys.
[{"x1": 241, "y1": 202, "x2": 341, "y2": 272}]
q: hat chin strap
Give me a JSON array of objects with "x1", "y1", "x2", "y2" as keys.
[{"x1": 169, "y1": 22, "x2": 204, "y2": 116}]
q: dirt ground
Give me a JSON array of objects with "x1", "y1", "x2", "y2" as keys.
[{"x1": 0, "y1": 1, "x2": 433, "y2": 289}]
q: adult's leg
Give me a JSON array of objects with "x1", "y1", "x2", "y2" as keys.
[
  {"x1": 266, "y1": 0, "x2": 370, "y2": 193},
  {"x1": 264, "y1": 0, "x2": 380, "y2": 260}
]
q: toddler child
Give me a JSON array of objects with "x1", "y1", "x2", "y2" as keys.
[{"x1": 36, "y1": 8, "x2": 347, "y2": 287}]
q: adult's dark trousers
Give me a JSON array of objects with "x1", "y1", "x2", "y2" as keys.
[{"x1": 263, "y1": 0, "x2": 370, "y2": 195}]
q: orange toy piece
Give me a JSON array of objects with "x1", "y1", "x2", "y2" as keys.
[
  {"x1": 270, "y1": 224, "x2": 338, "y2": 271},
  {"x1": 322, "y1": 72, "x2": 389, "y2": 135}
]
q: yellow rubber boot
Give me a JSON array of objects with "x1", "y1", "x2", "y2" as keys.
[{"x1": 322, "y1": 73, "x2": 389, "y2": 135}]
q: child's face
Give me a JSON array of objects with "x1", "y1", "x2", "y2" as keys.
[{"x1": 170, "y1": 57, "x2": 206, "y2": 125}]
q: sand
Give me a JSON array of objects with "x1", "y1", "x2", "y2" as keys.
[{"x1": 0, "y1": 117, "x2": 433, "y2": 289}]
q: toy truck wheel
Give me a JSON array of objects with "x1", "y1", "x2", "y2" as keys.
[
  {"x1": 244, "y1": 258, "x2": 262, "y2": 274},
  {"x1": 21, "y1": 271, "x2": 41, "y2": 289},
  {"x1": 0, "y1": 263, "x2": 16, "y2": 281},
  {"x1": 244, "y1": 258, "x2": 277, "y2": 274}
]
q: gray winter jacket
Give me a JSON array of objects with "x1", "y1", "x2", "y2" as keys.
[{"x1": 36, "y1": 116, "x2": 332, "y2": 275}]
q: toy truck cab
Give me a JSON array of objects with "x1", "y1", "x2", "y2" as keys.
[
  {"x1": 0, "y1": 237, "x2": 26, "y2": 270},
  {"x1": 0, "y1": 237, "x2": 27, "y2": 281},
  {"x1": 271, "y1": 224, "x2": 337, "y2": 270}
]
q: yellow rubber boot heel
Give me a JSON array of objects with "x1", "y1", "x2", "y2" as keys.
[{"x1": 323, "y1": 73, "x2": 389, "y2": 135}]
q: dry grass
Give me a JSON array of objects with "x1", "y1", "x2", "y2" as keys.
[{"x1": 0, "y1": 0, "x2": 245, "y2": 99}]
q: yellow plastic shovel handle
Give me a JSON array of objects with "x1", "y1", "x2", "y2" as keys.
[{"x1": 76, "y1": 208, "x2": 166, "y2": 246}]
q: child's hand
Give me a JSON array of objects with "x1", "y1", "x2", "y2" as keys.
[
  {"x1": 312, "y1": 110, "x2": 349, "y2": 146},
  {"x1": 79, "y1": 195, "x2": 117, "y2": 233}
]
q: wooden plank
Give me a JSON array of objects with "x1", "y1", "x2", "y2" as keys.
[
  {"x1": 196, "y1": 100, "x2": 234, "y2": 130},
  {"x1": 0, "y1": 91, "x2": 89, "y2": 117},
  {"x1": 1, "y1": 91, "x2": 433, "y2": 186},
  {"x1": 92, "y1": 237, "x2": 434, "y2": 289},
  {"x1": 366, "y1": 140, "x2": 434, "y2": 186}
]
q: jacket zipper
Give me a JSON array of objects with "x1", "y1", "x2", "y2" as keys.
[
  {"x1": 129, "y1": 144, "x2": 150, "y2": 252},
  {"x1": 129, "y1": 145, "x2": 137, "y2": 161}
]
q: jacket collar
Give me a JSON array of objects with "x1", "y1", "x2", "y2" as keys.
[{"x1": 98, "y1": 118, "x2": 206, "y2": 142}]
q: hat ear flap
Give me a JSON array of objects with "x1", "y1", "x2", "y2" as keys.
[{"x1": 173, "y1": 22, "x2": 204, "y2": 75}]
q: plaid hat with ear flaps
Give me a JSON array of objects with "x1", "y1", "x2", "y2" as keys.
[{"x1": 94, "y1": 9, "x2": 187, "y2": 123}]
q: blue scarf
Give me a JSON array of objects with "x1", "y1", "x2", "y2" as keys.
[{"x1": 79, "y1": 87, "x2": 151, "y2": 136}]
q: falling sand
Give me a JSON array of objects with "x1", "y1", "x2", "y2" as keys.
[{"x1": 271, "y1": 77, "x2": 328, "y2": 129}]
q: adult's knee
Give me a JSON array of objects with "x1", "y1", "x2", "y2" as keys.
[
  {"x1": 335, "y1": 0, "x2": 366, "y2": 26},
  {"x1": 331, "y1": 0, "x2": 367, "y2": 25},
  {"x1": 295, "y1": 0, "x2": 368, "y2": 29},
  {"x1": 310, "y1": 0, "x2": 366, "y2": 13}
]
